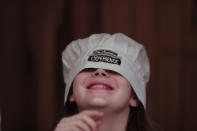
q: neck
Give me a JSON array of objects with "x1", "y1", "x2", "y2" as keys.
[{"x1": 97, "y1": 107, "x2": 130, "y2": 131}]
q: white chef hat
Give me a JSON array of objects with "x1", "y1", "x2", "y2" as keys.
[{"x1": 62, "y1": 33, "x2": 150, "y2": 108}]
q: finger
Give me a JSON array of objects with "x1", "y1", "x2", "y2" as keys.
[
  {"x1": 55, "y1": 117, "x2": 86, "y2": 131},
  {"x1": 95, "y1": 119, "x2": 102, "y2": 127},
  {"x1": 82, "y1": 110, "x2": 104, "y2": 120},
  {"x1": 80, "y1": 110, "x2": 104, "y2": 131},
  {"x1": 57, "y1": 126, "x2": 80, "y2": 131},
  {"x1": 73, "y1": 120, "x2": 92, "y2": 131},
  {"x1": 80, "y1": 115, "x2": 98, "y2": 131}
]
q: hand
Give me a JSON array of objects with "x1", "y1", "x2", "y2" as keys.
[{"x1": 54, "y1": 110, "x2": 104, "y2": 131}]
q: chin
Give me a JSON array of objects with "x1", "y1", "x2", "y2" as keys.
[{"x1": 87, "y1": 98, "x2": 109, "y2": 107}]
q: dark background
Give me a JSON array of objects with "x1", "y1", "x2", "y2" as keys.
[{"x1": 1, "y1": 0, "x2": 197, "y2": 130}]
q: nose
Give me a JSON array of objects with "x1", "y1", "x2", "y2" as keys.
[{"x1": 93, "y1": 68, "x2": 109, "y2": 77}]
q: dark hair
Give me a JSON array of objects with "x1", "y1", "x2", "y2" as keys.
[{"x1": 126, "y1": 103, "x2": 157, "y2": 131}]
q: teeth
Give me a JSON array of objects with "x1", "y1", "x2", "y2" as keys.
[
  {"x1": 92, "y1": 85, "x2": 106, "y2": 89},
  {"x1": 87, "y1": 84, "x2": 113, "y2": 90}
]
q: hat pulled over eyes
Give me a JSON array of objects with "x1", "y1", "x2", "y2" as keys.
[{"x1": 62, "y1": 33, "x2": 150, "y2": 108}]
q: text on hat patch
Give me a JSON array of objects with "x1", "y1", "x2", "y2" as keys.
[{"x1": 88, "y1": 49, "x2": 121, "y2": 65}]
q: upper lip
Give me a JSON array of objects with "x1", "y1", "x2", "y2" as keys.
[{"x1": 87, "y1": 82, "x2": 114, "y2": 90}]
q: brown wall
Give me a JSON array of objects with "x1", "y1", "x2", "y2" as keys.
[{"x1": 1, "y1": 0, "x2": 197, "y2": 130}]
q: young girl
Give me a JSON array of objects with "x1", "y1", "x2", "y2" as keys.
[{"x1": 55, "y1": 33, "x2": 157, "y2": 131}]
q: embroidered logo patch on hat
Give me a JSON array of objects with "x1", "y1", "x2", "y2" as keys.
[{"x1": 87, "y1": 49, "x2": 122, "y2": 65}]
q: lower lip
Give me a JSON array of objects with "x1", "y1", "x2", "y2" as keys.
[{"x1": 88, "y1": 88, "x2": 112, "y2": 91}]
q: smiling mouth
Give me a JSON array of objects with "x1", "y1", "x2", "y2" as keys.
[{"x1": 87, "y1": 83, "x2": 114, "y2": 90}]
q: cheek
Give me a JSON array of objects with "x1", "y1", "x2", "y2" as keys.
[
  {"x1": 73, "y1": 72, "x2": 89, "y2": 87},
  {"x1": 72, "y1": 73, "x2": 88, "y2": 99},
  {"x1": 116, "y1": 77, "x2": 132, "y2": 98},
  {"x1": 73, "y1": 74, "x2": 84, "y2": 91},
  {"x1": 72, "y1": 78, "x2": 83, "y2": 96},
  {"x1": 116, "y1": 77, "x2": 131, "y2": 90}
]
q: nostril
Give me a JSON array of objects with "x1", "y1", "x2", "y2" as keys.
[
  {"x1": 93, "y1": 69, "x2": 109, "y2": 77},
  {"x1": 101, "y1": 73, "x2": 106, "y2": 76},
  {"x1": 95, "y1": 73, "x2": 99, "y2": 76},
  {"x1": 94, "y1": 72, "x2": 107, "y2": 77}
]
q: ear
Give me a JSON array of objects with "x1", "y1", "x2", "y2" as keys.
[
  {"x1": 129, "y1": 96, "x2": 139, "y2": 107},
  {"x1": 69, "y1": 95, "x2": 75, "y2": 102}
]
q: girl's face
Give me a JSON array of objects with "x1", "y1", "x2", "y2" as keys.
[{"x1": 71, "y1": 68, "x2": 138, "y2": 111}]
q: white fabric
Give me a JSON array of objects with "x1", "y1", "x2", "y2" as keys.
[{"x1": 62, "y1": 33, "x2": 150, "y2": 108}]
